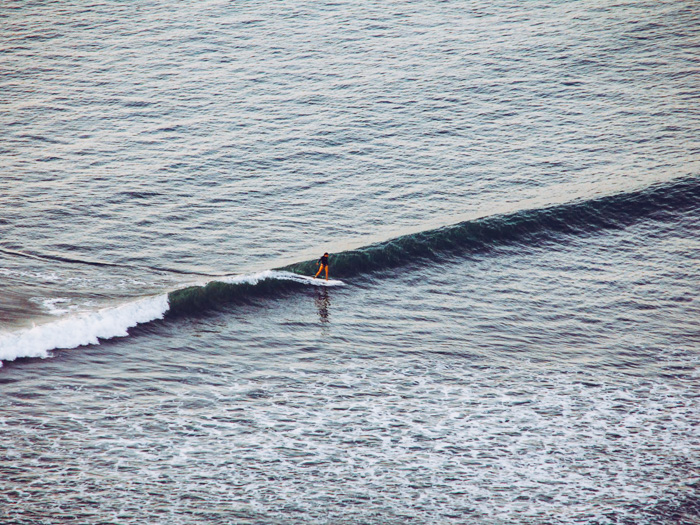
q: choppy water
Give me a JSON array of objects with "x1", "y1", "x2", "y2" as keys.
[{"x1": 1, "y1": 1, "x2": 699, "y2": 524}]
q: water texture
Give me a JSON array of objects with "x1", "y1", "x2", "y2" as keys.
[{"x1": 1, "y1": 1, "x2": 698, "y2": 524}]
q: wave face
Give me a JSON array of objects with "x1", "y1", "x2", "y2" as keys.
[
  {"x1": 162, "y1": 176, "x2": 700, "y2": 317},
  {"x1": 281, "y1": 176, "x2": 700, "y2": 278}
]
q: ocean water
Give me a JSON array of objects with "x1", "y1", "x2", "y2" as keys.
[{"x1": 1, "y1": 1, "x2": 699, "y2": 524}]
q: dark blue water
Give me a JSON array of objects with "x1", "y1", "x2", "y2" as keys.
[{"x1": 1, "y1": 1, "x2": 699, "y2": 523}]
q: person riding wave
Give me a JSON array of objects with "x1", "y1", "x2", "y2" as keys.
[{"x1": 314, "y1": 252, "x2": 330, "y2": 281}]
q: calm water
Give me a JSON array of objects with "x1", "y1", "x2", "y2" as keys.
[{"x1": 1, "y1": 1, "x2": 699, "y2": 524}]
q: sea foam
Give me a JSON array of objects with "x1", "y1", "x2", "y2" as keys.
[
  {"x1": 222, "y1": 270, "x2": 344, "y2": 287},
  {"x1": 0, "y1": 294, "x2": 170, "y2": 366}
]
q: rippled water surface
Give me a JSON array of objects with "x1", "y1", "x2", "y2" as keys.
[{"x1": 1, "y1": 1, "x2": 699, "y2": 524}]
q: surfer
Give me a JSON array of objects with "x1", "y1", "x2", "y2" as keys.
[{"x1": 314, "y1": 252, "x2": 330, "y2": 281}]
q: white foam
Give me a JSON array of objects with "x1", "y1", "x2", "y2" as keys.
[
  {"x1": 42, "y1": 298, "x2": 73, "y2": 315},
  {"x1": 29, "y1": 297, "x2": 78, "y2": 316},
  {"x1": 0, "y1": 294, "x2": 170, "y2": 366},
  {"x1": 221, "y1": 270, "x2": 345, "y2": 287}
]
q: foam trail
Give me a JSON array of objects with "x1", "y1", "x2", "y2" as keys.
[
  {"x1": 222, "y1": 270, "x2": 344, "y2": 287},
  {"x1": 0, "y1": 295, "x2": 169, "y2": 366}
]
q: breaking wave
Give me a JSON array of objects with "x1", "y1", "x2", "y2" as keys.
[
  {"x1": 0, "y1": 295, "x2": 170, "y2": 365},
  {"x1": 1, "y1": 176, "x2": 698, "y2": 364},
  {"x1": 0, "y1": 272, "x2": 338, "y2": 365}
]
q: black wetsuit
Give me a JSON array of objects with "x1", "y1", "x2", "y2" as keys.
[{"x1": 319, "y1": 254, "x2": 329, "y2": 267}]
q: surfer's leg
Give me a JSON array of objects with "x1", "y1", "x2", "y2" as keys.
[
  {"x1": 324, "y1": 266, "x2": 329, "y2": 281},
  {"x1": 314, "y1": 266, "x2": 322, "y2": 278}
]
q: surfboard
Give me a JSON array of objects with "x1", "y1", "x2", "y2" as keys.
[{"x1": 277, "y1": 272, "x2": 345, "y2": 287}]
